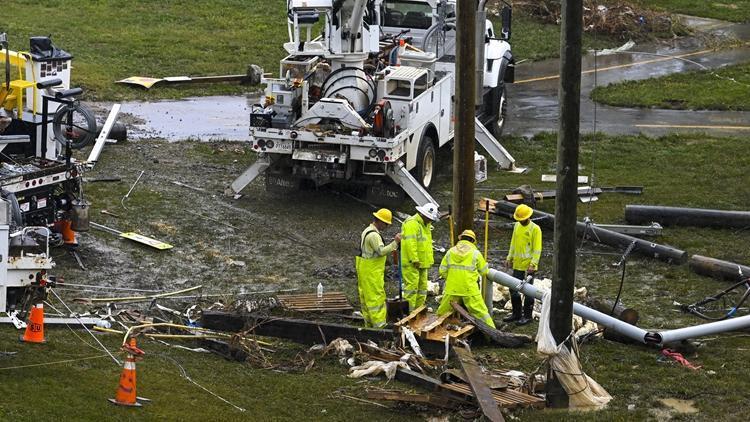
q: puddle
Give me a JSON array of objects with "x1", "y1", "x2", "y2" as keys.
[{"x1": 119, "y1": 95, "x2": 258, "y2": 141}]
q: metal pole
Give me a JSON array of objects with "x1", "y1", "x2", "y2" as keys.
[{"x1": 548, "y1": 0, "x2": 583, "y2": 408}]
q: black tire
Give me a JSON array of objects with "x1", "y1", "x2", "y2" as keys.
[
  {"x1": 414, "y1": 135, "x2": 436, "y2": 190},
  {"x1": 490, "y1": 81, "x2": 507, "y2": 138}
]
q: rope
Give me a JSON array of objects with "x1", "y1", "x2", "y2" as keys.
[
  {"x1": 159, "y1": 354, "x2": 246, "y2": 412},
  {"x1": 49, "y1": 288, "x2": 121, "y2": 366},
  {"x1": 0, "y1": 354, "x2": 108, "y2": 371}
]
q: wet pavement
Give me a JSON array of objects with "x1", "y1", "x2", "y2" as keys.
[
  {"x1": 112, "y1": 17, "x2": 750, "y2": 141},
  {"x1": 507, "y1": 42, "x2": 750, "y2": 137}
]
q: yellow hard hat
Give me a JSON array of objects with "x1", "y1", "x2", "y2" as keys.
[
  {"x1": 459, "y1": 229, "x2": 477, "y2": 242},
  {"x1": 373, "y1": 208, "x2": 393, "y2": 225},
  {"x1": 513, "y1": 204, "x2": 533, "y2": 221}
]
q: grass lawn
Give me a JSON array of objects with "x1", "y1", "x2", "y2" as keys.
[
  {"x1": 590, "y1": 61, "x2": 750, "y2": 110},
  {"x1": 635, "y1": 0, "x2": 750, "y2": 23},
  {"x1": 0, "y1": 0, "x2": 624, "y2": 102},
  {"x1": 1, "y1": 131, "x2": 750, "y2": 420},
  {"x1": 508, "y1": 15, "x2": 620, "y2": 62}
]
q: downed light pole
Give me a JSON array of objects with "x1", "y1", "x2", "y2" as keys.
[
  {"x1": 546, "y1": 0, "x2": 583, "y2": 409},
  {"x1": 487, "y1": 269, "x2": 750, "y2": 345}
]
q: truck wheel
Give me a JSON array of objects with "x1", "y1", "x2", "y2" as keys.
[
  {"x1": 490, "y1": 83, "x2": 507, "y2": 138},
  {"x1": 414, "y1": 136, "x2": 436, "y2": 189}
]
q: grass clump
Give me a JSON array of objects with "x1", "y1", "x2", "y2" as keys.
[{"x1": 591, "y1": 61, "x2": 750, "y2": 110}]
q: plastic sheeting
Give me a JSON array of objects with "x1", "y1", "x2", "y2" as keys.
[{"x1": 537, "y1": 290, "x2": 612, "y2": 410}]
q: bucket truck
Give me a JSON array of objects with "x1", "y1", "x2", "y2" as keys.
[{"x1": 228, "y1": 0, "x2": 517, "y2": 206}]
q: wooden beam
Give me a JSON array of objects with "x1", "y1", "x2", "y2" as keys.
[
  {"x1": 454, "y1": 346, "x2": 506, "y2": 422},
  {"x1": 201, "y1": 311, "x2": 395, "y2": 345}
]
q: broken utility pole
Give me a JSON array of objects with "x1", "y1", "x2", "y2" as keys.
[
  {"x1": 548, "y1": 0, "x2": 583, "y2": 409},
  {"x1": 452, "y1": 0, "x2": 477, "y2": 235}
]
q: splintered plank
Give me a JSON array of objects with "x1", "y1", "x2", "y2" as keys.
[
  {"x1": 440, "y1": 383, "x2": 545, "y2": 410},
  {"x1": 277, "y1": 291, "x2": 353, "y2": 312},
  {"x1": 454, "y1": 346, "x2": 506, "y2": 422}
]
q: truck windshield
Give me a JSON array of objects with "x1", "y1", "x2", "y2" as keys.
[{"x1": 383, "y1": 1, "x2": 432, "y2": 30}]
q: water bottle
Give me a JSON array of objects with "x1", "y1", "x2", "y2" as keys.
[{"x1": 317, "y1": 282, "x2": 323, "y2": 298}]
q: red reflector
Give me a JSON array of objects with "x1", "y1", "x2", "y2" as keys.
[{"x1": 384, "y1": 157, "x2": 390, "y2": 161}]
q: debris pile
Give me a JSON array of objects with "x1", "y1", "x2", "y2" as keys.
[{"x1": 505, "y1": 0, "x2": 684, "y2": 40}]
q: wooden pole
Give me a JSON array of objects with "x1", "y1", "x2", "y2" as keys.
[
  {"x1": 452, "y1": 0, "x2": 477, "y2": 235},
  {"x1": 547, "y1": 0, "x2": 583, "y2": 409}
]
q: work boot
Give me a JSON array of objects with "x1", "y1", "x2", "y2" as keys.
[
  {"x1": 503, "y1": 313, "x2": 521, "y2": 323},
  {"x1": 516, "y1": 316, "x2": 532, "y2": 326}
]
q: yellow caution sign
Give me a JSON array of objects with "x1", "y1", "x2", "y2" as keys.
[{"x1": 120, "y1": 232, "x2": 173, "y2": 250}]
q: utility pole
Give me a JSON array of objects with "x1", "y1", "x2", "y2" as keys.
[
  {"x1": 452, "y1": 0, "x2": 477, "y2": 234},
  {"x1": 547, "y1": 0, "x2": 583, "y2": 409}
]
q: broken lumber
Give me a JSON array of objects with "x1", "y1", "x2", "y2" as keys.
[
  {"x1": 277, "y1": 291, "x2": 353, "y2": 313},
  {"x1": 689, "y1": 255, "x2": 750, "y2": 282},
  {"x1": 625, "y1": 205, "x2": 750, "y2": 228},
  {"x1": 364, "y1": 390, "x2": 464, "y2": 409},
  {"x1": 454, "y1": 346, "x2": 506, "y2": 422},
  {"x1": 201, "y1": 311, "x2": 394, "y2": 345},
  {"x1": 480, "y1": 198, "x2": 687, "y2": 264},
  {"x1": 395, "y1": 368, "x2": 544, "y2": 410},
  {"x1": 451, "y1": 302, "x2": 531, "y2": 348}
]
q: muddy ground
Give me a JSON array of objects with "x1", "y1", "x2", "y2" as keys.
[{"x1": 61, "y1": 141, "x2": 457, "y2": 304}]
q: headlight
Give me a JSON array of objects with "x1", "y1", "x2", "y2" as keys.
[
  {"x1": 368, "y1": 149, "x2": 378, "y2": 158},
  {"x1": 266, "y1": 140, "x2": 275, "y2": 149},
  {"x1": 257, "y1": 139, "x2": 266, "y2": 148}
]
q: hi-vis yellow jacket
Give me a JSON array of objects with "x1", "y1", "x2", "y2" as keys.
[
  {"x1": 401, "y1": 213, "x2": 434, "y2": 269},
  {"x1": 507, "y1": 221, "x2": 542, "y2": 271},
  {"x1": 439, "y1": 240, "x2": 489, "y2": 296}
]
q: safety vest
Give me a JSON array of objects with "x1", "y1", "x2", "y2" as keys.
[
  {"x1": 439, "y1": 240, "x2": 489, "y2": 296},
  {"x1": 400, "y1": 213, "x2": 433, "y2": 269},
  {"x1": 507, "y1": 221, "x2": 542, "y2": 271},
  {"x1": 355, "y1": 226, "x2": 388, "y2": 302}
]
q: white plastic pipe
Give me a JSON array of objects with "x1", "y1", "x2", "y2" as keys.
[
  {"x1": 487, "y1": 269, "x2": 649, "y2": 343},
  {"x1": 487, "y1": 268, "x2": 750, "y2": 345}
]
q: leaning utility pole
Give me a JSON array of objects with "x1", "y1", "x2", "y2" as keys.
[
  {"x1": 548, "y1": 0, "x2": 583, "y2": 409},
  {"x1": 452, "y1": 0, "x2": 477, "y2": 235}
]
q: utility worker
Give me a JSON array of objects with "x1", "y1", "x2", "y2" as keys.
[
  {"x1": 356, "y1": 208, "x2": 401, "y2": 329},
  {"x1": 503, "y1": 204, "x2": 542, "y2": 325},
  {"x1": 400, "y1": 203, "x2": 440, "y2": 311},
  {"x1": 437, "y1": 230, "x2": 495, "y2": 328}
]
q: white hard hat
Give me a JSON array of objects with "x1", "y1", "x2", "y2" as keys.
[{"x1": 415, "y1": 203, "x2": 440, "y2": 221}]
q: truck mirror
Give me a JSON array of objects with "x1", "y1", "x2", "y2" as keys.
[{"x1": 501, "y1": 6, "x2": 512, "y2": 41}]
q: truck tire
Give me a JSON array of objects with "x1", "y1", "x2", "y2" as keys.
[
  {"x1": 414, "y1": 135, "x2": 436, "y2": 190},
  {"x1": 490, "y1": 82, "x2": 507, "y2": 138}
]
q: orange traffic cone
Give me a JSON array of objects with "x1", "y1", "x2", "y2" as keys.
[
  {"x1": 109, "y1": 339, "x2": 145, "y2": 407},
  {"x1": 54, "y1": 219, "x2": 78, "y2": 246},
  {"x1": 20, "y1": 303, "x2": 46, "y2": 343}
]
